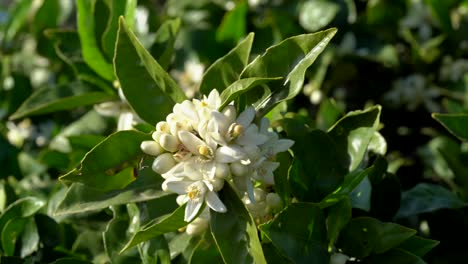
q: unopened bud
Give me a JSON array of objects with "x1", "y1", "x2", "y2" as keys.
[
  {"x1": 140, "y1": 141, "x2": 163, "y2": 156},
  {"x1": 230, "y1": 162, "x2": 248, "y2": 177},
  {"x1": 156, "y1": 121, "x2": 170, "y2": 133},
  {"x1": 152, "y1": 153, "x2": 176, "y2": 174},
  {"x1": 186, "y1": 217, "x2": 209, "y2": 236},
  {"x1": 159, "y1": 134, "x2": 179, "y2": 152},
  {"x1": 253, "y1": 188, "x2": 266, "y2": 202},
  {"x1": 211, "y1": 178, "x2": 224, "y2": 191},
  {"x1": 215, "y1": 163, "x2": 230, "y2": 179},
  {"x1": 266, "y1": 193, "x2": 282, "y2": 212}
]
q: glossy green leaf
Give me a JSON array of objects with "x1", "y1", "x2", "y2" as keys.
[
  {"x1": 239, "y1": 28, "x2": 337, "y2": 115},
  {"x1": 397, "y1": 235, "x2": 439, "y2": 258},
  {"x1": 328, "y1": 105, "x2": 381, "y2": 170},
  {"x1": 432, "y1": 113, "x2": 468, "y2": 141},
  {"x1": 19, "y1": 217, "x2": 39, "y2": 257},
  {"x1": 216, "y1": 1, "x2": 247, "y2": 43},
  {"x1": 190, "y1": 235, "x2": 224, "y2": 264},
  {"x1": 56, "y1": 160, "x2": 168, "y2": 215},
  {"x1": 299, "y1": 0, "x2": 339, "y2": 32},
  {"x1": 210, "y1": 183, "x2": 267, "y2": 264},
  {"x1": 362, "y1": 248, "x2": 425, "y2": 264},
  {"x1": 151, "y1": 18, "x2": 182, "y2": 70},
  {"x1": 121, "y1": 204, "x2": 187, "y2": 253},
  {"x1": 260, "y1": 203, "x2": 328, "y2": 263},
  {"x1": 349, "y1": 176, "x2": 372, "y2": 211},
  {"x1": 9, "y1": 82, "x2": 115, "y2": 120},
  {"x1": 114, "y1": 17, "x2": 186, "y2": 125},
  {"x1": 395, "y1": 183, "x2": 467, "y2": 218},
  {"x1": 1, "y1": 217, "x2": 29, "y2": 256},
  {"x1": 0, "y1": 197, "x2": 45, "y2": 237},
  {"x1": 102, "y1": 0, "x2": 136, "y2": 59},
  {"x1": 327, "y1": 198, "x2": 351, "y2": 251},
  {"x1": 138, "y1": 235, "x2": 171, "y2": 264},
  {"x1": 76, "y1": 0, "x2": 114, "y2": 80},
  {"x1": 199, "y1": 33, "x2": 254, "y2": 95},
  {"x1": 337, "y1": 217, "x2": 416, "y2": 258},
  {"x1": 60, "y1": 130, "x2": 151, "y2": 191},
  {"x1": 219, "y1": 77, "x2": 283, "y2": 109}
]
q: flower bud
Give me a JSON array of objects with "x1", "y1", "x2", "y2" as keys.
[
  {"x1": 253, "y1": 188, "x2": 266, "y2": 202},
  {"x1": 159, "y1": 134, "x2": 179, "y2": 152},
  {"x1": 215, "y1": 163, "x2": 230, "y2": 179},
  {"x1": 211, "y1": 178, "x2": 224, "y2": 192},
  {"x1": 266, "y1": 192, "x2": 282, "y2": 212},
  {"x1": 230, "y1": 162, "x2": 248, "y2": 177},
  {"x1": 152, "y1": 153, "x2": 176, "y2": 174},
  {"x1": 156, "y1": 121, "x2": 170, "y2": 133},
  {"x1": 140, "y1": 141, "x2": 163, "y2": 156},
  {"x1": 186, "y1": 217, "x2": 209, "y2": 236},
  {"x1": 152, "y1": 131, "x2": 161, "y2": 141}
]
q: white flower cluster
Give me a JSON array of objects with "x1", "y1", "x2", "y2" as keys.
[{"x1": 140, "y1": 90, "x2": 293, "y2": 235}]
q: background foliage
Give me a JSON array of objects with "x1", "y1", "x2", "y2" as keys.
[{"x1": 0, "y1": 0, "x2": 467, "y2": 263}]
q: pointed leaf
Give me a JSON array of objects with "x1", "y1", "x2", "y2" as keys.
[
  {"x1": 0, "y1": 197, "x2": 45, "y2": 236},
  {"x1": 397, "y1": 235, "x2": 439, "y2": 258},
  {"x1": 327, "y1": 198, "x2": 351, "y2": 251},
  {"x1": 59, "y1": 130, "x2": 151, "y2": 191},
  {"x1": 114, "y1": 17, "x2": 186, "y2": 125},
  {"x1": 432, "y1": 113, "x2": 468, "y2": 141},
  {"x1": 2, "y1": 0, "x2": 34, "y2": 45},
  {"x1": 1, "y1": 217, "x2": 29, "y2": 256},
  {"x1": 19, "y1": 217, "x2": 39, "y2": 257},
  {"x1": 210, "y1": 183, "x2": 267, "y2": 264},
  {"x1": 259, "y1": 203, "x2": 329, "y2": 263},
  {"x1": 200, "y1": 33, "x2": 254, "y2": 95},
  {"x1": 216, "y1": 1, "x2": 247, "y2": 43},
  {"x1": 240, "y1": 28, "x2": 337, "y2": 115},
  {"x1": 77, "y1": 0, "x2": 114, "y2": 80},
  {"x1": 9, "y1": 82, "x2": 116, "y2": 120},
  {"x1": 151, "y1": 18, "x2": 182, "y2": 70},
  {"x1": 362, "y1": 248, "x2": 426, "y2": 264}
]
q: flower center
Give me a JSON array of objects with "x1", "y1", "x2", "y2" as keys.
[
  {"x1": 187, "y1": 185, "x2": 202, "y2": 201},
  {"x1": 228, "y1": 123, "x2": 244, "y2": 140},
  {"x1": 198, "y1": 145, "x2": 214, "y2": 160}
]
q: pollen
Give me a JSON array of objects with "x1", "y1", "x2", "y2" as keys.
[
  {"x1": 187, "y1": 185, "x2": 201, "y2": 200},
  {"x1": 198, "y1": 145, "x2": 213, "y2": 159}
]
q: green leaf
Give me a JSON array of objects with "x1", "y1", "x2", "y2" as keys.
[
  {"x1": 219, "y1": 77, "x2": 283, "y2": 109},
  {"x1": 1, "y1": 217, "x2": 29, "y2": 256},
  {"x1": 49, "y1": 258, "x2": 93, "y2": 264},
  {"x1": 210, "y1": 183, "x2": 267, "y2": 264},
  {"x1": 19, "y1": 217, "x2": 39, "y2": 257},
  {"x1": 121, "y1": 204, "x2": 187, "y2": 253},
  {"x1": 432, "y1": 113, "x2": 468, "y2": 141},
  {"x1": 60, "y1": 130, "x2": 151, "y2": 191},
  {"x1": 259, "y1": 203, "x2": 329, "y2": 263},
  {"x1": 239, "y1": 28, "x2": 337, "y2": 115},
  {"x1": 55, "y1": 165, "x2": 169, "y2": 215},
  {"x1": 2, "y1": 0, "x2": 34, "y2": 45},
  {"x1": 395, "y1": 183, "x2": 467, "y2": 218},
  {"x1": 9, "y1": 82, "x2": 116, "y2": 120},
  {"x1": 327, "y1": 198, "x2": 351, "y2": 251},
  {"x1": 362, "y1": 248, "x2": 425, "y2": 264},
  {"x1": 337, "y1": 217, "x2": 416, "y2": 258},
  {"x1": 299, "y1": 0, "x2": 339, "y2": 32},
  {"x1": 102, "y1": 0, "x2": 137, "y2": 59},
  {"x1": 114, "y1": 17, "x2": 186, "y2": 125},
  {"x1": 138, "y1": 235, "x2": 171, "y2": 264},
  {"x1": 190, "y1": 235, "x2": 224, "y2": 264},
  {"x1": 151, "y1": 18, "x2": 182, "y2": 70},
  {"x1": 349, "y1": 176, "x2": 372, "y2": 211},
  {"x1": 216, "y1": 1, "x2": 247, "y2": 43},
  {"x1": 397, "y1": 236, "x2": 439, "y2": 258},
  {"x1": 199, "y1": 33, "x2": 254, "y2": 95},
  {"x1": 77, "y1": 0, "x2": 115, "y2": 80},
  {"x1": 328, "y1": 105, "x2": 381, "y2": 171},
  {"x1": 0, "y1": 197, "x2": 45, "y2": 237}
]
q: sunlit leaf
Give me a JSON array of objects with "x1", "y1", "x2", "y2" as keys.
[
  {"x1": 102, "y1": 0, "x2": 136, "y2": 59},
  {"x1": 432, "y1": 113, "x2": 468, "y2": 141}
]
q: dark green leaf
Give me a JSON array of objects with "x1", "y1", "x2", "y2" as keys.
[
  {"x1": 397, "y1": 235, "x2": 439, "y2": 258},
  {"x1": 210, "y1": 183, "x2": 267, "y2": 264},
  {"x1": 327, "y1": 198, "x2": 351, "y2": 251},
  {"x1": 219, "y1": 77, "x2": 283, "y2": 109},
  {"x1": 190, "y1": 235, "x2": 224, "y2": 264},
  {"x1": 432, "y1": 113, "x2": 468, "y2": 141},
  {"x1": 1, "y1": 217, "x2": 29, "y2": 256},
  {"x1": 138, "y1": 235, "x2": 171, "y2": 264},
  {"x1": 337, "y1": 217, "x2": 416, "y2": 258},
  {"x1": 395, "y1": 183, "x2": 467, "y2": 218},
  {"x1": 35, "y1": 214, "x2": 61, "y2": 248},
  {"x1": 240, "y1": 28, "x2": 337, "y2": 115},
  {"x1": 60, "y1": 130, "x2": 150, "y2": 191},
  {"x1": 2, "y1": 0, "x2": 34, "y2": 45},
  {"x1": 49, "y1": 258, "x2": 93, "y2": 264},
  {"x1": 19, "y1": 217, "x2": 39, "y2": 257},
  {"x1": 9, "y1": 82, "x2": 116, "y2": 120},
  {"x1": 259, "y1": 203, "x2": 329, "y2": 263},
  {"x1": 102, "y1": 0, "x2": 137, "y2": 59},
  {"x1": 349, "y1": 176, "x2": 372, "y2": 211},
  {"x1": 114, "y1": 17, "x2": 186, "y2": 125},
  {"x1": 121, "y1": 204, "x2": 187, "y2": 252},
  {"x1": 56, "y1": 160, "x2": 168, "y2": 215},
  {"x1": 216, "y1": 1, "x2": 247, "y2": 43},
  {"x1": 151, "y1": 18, "x2": 182, "y2": 70},
  {"x1": 199, "y1": 33, "x2": 254, "y2": 95},
  {"x1": 0, "y1": 197, "x2": 45, "y2": 237},
  {"x1": 76, "y1": 0, "x2": 114, "y2": 80}
]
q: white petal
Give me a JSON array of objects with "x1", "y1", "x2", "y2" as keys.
[
  {"x1": 153, "y1": 153, "x2": 176, "y2": 175},
  {"x1": 215, "y1": 145, "x2": 246, "y2": 163},
  {"x1": 245, "y1": 176, "x2": 255, "y2": 204},
  {"x1": 207, "y1": 89, "x2": 221, "y2": 108},
  {"x1": 140, "y1": 141, "x2": 163, "y2": 156},
  {"x1": 205, "y1": 191, "x2": 227, "y2": 213},
  {"x1": 236, "y1": 106, "x2": 255, "y2": 128},
  {"x1": 185, "y1": 199, "x2": 203, "y2": 222},
  {"x1": 259, "y1": 117, "x2": 270, "y2": 134},
  {"x1": 273, "y1": 139, "x2": 295, "y2": 153},
  {"x1": 178, "y1": 130, "x2": 205, "y2": 154},
  {"x1": 165, "y1": 180, "x2": 192, "y2": 195},
  {"x1": 236, "y1": 124, "x2": 269, "y2": 146},
  {"x1": 117, "y1": 112, "x2": 134, "y2": 131}
]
